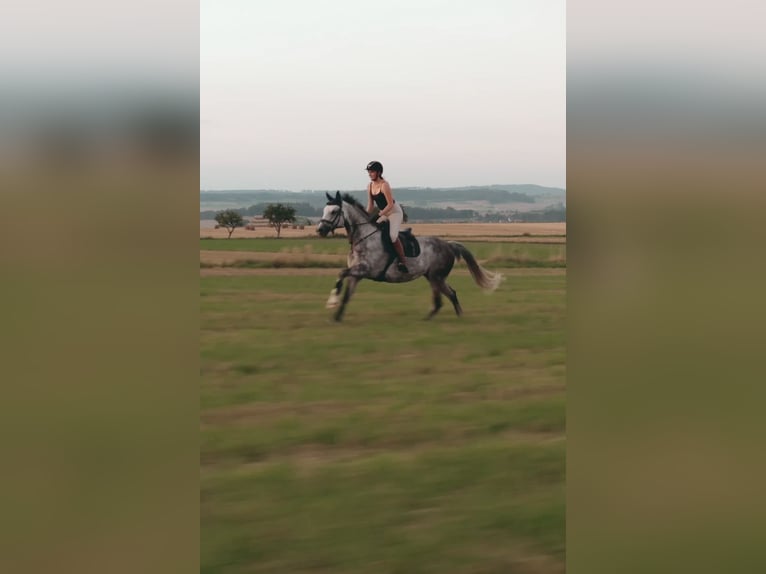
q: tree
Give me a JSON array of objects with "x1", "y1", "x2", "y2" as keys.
[
  {"x1": 263, "y1": 203, "x2": 296, "y2": 238},
  {"x1": 214, "y1": 209, "x2": 245, "y2": 239}
]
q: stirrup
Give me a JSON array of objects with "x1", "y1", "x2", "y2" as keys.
[{"x1": 397, "y1": 261, "x2": 409, "y2": 273}]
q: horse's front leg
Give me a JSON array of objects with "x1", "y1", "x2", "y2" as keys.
[
  {"x1": 334, "y1": 276, "x2": 360, "y2": 322},
  {"x1": 326, "y1": 268, "x2": 349, "y2": 309},
  {"x1": 333, "y1": 263, "x2": 370, "y2": 322},
  {"x1": 326, "y1": 252, "x2": 358, "y2": 309}
]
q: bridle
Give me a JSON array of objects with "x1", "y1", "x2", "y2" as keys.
[
  {"x1": 320, "y1": 202, "x2": 379, "y2": 245},
  {"x1": 319, "y1": 207, "x2": 343, "y2": 231}
]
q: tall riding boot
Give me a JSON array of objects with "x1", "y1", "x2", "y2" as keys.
[{"x1": 392, "y1": 238, "x2": 409, "y2": 273}]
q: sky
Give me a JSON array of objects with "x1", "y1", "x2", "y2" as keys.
[{"x1": 201, "y1": 0, "x2": 565, "y2": 191}]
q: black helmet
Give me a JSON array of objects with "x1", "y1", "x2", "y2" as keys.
[{"x1": 365, "y1": 161, "x2": 383, "y2": 173}]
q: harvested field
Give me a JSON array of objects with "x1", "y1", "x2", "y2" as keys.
[
  {"x1": 406, "y1": 222, "x2": 565, "y2": 237},
  {"x1": 200, "y1": 221, "x2": 566, "y2": 240}
]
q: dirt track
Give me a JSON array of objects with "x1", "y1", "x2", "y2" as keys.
[{"x1": 200, "y1": 267, "x2": 566, "y2": 278}]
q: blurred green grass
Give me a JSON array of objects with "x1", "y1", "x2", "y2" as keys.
[
  {"x1": 201, "y1": 237, "x2": 352, "y2": 254},
  {"x1": 201, "y1": 270, "x2": 565, "y2": 573},
  {"x1": 200, "y1": 238, "x2": 566, "y2": 268}
]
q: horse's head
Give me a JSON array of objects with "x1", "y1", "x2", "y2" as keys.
[{"x1": 316, "y1": 191, "x2": 344, "y2": 237}]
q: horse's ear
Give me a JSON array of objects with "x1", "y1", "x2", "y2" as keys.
[
  {"x1": 326, "y1": 192, "x2": 333, "y2": 201},
  {"x1": 335, "y1": 191, "x2": 341, "y2": 202}
]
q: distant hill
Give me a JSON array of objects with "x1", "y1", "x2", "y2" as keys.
[{"x1": 200, "y1": 184, "x2": 565, "y2": 212}]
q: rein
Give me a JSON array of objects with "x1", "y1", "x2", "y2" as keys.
[
  {"x1": 348, "y1": 219, "x2": 379, "y2": 244},
  {"x1": 343, "y1": 203, "x2": 381, "y2": 246}
]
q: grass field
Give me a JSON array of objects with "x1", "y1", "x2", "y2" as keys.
[{"x1": 201, "y1": 262, "x2": 566, "y2": 573}]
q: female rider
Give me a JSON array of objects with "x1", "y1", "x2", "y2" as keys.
[{"x1": 365, "y1": 160, "x2": 408, "y2": 273}]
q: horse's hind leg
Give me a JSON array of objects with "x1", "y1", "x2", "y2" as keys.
[
  {"x1": 439, "y1": 280, "x2": 463, "y2": 316},
  {"x1": 334, "y1": 276, "x2": 360, "y2": 322},
  {"x1": 425, "y1": 278, "x2": 443, "y2": 320}
]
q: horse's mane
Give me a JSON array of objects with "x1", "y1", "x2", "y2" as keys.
[{"x1": 341, "y1": 193, "x2": 368, "y2": 214}]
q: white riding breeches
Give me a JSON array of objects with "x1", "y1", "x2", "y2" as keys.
[{"x1": 386, "y1": 201, "x2": 404, "y2": 242}]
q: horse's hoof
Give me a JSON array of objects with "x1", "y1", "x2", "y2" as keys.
[{"x1": 326, "y1": 291, "x2": 340, "y2": 308}]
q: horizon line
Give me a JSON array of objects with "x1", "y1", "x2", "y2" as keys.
[{"x1": 200, "y1": 183, "x2": 567, "y2": 192}]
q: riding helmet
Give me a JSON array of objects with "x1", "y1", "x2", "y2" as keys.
[{"x1": 365, "y1": 161, "x2": 383, "y2": 173}]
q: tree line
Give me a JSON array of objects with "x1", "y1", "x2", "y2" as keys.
[
  {"x1": 202, "y1": 202, "x2": 319, "y2": 221},
  {"x1": 206, "y1": 202, "x2": 566, "y2": 229},
  {"x1": 199, "y1": 185, "x2": 556, "y2": 207},
  {"x1": 214, "y1": 204, "x2": 297, "y2": 238}
]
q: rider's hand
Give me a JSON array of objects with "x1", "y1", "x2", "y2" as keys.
[{"x1": 376, "y1": 215, "x2": 388, "y2": 224}]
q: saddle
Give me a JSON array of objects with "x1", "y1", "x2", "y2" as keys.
[
  {"x1": 397, "y1": 228, "x2": 421, "y2": 257},
  {"x1": 379, "y1": 223, "x2": 421, "y2": 257}
]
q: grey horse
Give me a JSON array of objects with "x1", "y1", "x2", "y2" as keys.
[{"x1": 316, "y1": 191, "x2": 502, "y2": 321}]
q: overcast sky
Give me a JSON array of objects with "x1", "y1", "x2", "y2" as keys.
[{"x1": 201, "y1": 0, "x2": 565, "y2": 191}]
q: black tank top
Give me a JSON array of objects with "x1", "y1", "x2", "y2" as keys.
[{"x1": 370, "y1": 182, "x2": 392, "y2": 210}]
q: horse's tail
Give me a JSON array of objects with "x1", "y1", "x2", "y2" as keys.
[{"x1": 449, "y1": 242, "x2": 503, "y2": 292}]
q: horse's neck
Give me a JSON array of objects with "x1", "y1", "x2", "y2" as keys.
[
  {"x1": 343, "y1": 204, "x2": 375, "y2": 243},
  {"x1": 342, "y1": 205, "x2": 368, "y2": 229}
]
